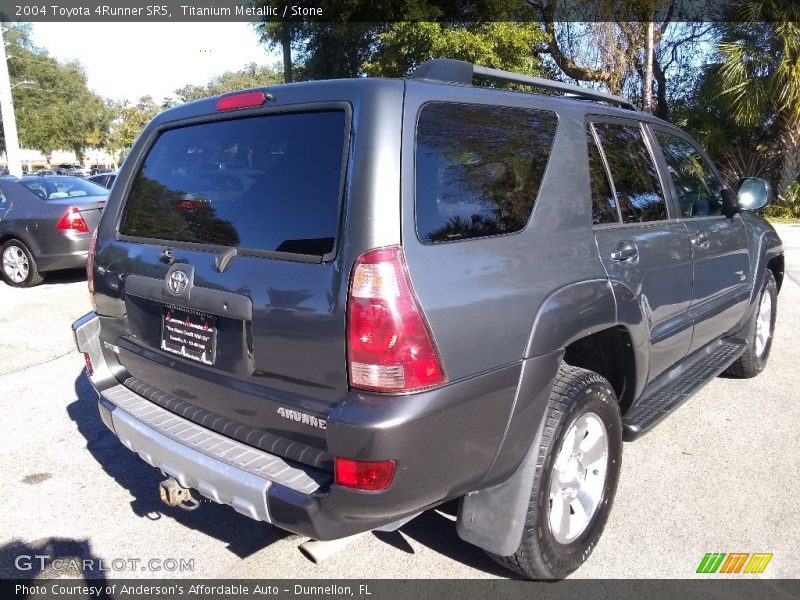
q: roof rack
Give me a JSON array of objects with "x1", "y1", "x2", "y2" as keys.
[{"x1": 410, "y1": 59, "x2": 636, "y2": 111}]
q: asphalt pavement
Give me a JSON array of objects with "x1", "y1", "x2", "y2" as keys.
[{"x1": 1, "y1": 224, "x2": 798, "y2": 580}]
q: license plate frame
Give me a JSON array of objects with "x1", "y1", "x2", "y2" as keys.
[{"x1": 161, "y1": 305, "x2": 218, "y2": 366}]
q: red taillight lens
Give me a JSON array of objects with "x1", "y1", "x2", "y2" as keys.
[
  {"x1": 347, "y1": 246, "x2": 445, "y2": 392},
  {"x1": 86, "y1": 228, "x2": 98, "y2": 310},
  {"x1": 56, "y1": 206, "x2": 89, "y2": 233},
  {"x1": 216, "y1": 90, "x2": 267, "y2": 111},
  {"x1": 84, "y1": 353, "x2": 94, "y2": 376},
  {"x1": 334, "y1": 457, "x2": 396, "y2": 491}
]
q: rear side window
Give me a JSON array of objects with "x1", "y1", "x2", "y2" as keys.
[
  {"x1": 119, "y1": 110, "x2": 347, "y2": 257},
  {"x1": 415, "y1": 102, "x2": 558, "y2": 243},
  {"x1": 591, "y1": 122, "x2": 667, "y2": 223}
]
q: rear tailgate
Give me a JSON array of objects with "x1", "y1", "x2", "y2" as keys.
[{"x1": 95, "y1": 106, "x2": 352, "y2": 469}]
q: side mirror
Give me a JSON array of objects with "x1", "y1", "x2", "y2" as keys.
[{"x1": 737, "y1": 178, "x2": 773, "y2": 211}]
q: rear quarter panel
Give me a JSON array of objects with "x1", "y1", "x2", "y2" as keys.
[{"x1": 400, "y1": 83, "x2": 611, "y2": 382}]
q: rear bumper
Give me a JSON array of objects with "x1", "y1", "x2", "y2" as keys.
[
  {"x1": 36, "y1": 231, "x2": 89, "y2": 272},
  {"x1": 37, "y1": 250, "x2": 87, "y2": 272},
  {"x1": 73, "y1": 311, "x2": 523, "y2": 540}
]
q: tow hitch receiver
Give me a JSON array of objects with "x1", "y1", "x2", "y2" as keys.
[{"x1": 159, "y1": 478, "x2": 200, "y2": 511}]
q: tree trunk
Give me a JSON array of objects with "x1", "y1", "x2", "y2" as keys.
[
  {"x1": 281, "y1": 23, "x2": 293, "y2": 83},
  {"x1": 777, "y1": 112, "x2": 800, "y2": 203},
  {"x1": 643, "y1": 22, "x2": 654, "y2": 113}
]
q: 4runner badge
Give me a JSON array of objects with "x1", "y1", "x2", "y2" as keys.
[
  {"x1": 168, "y1": 270, "x2": 189, "y2": 295},
  {"x1": 277, "y1": 407, "x2": 327, "y2": 430}
]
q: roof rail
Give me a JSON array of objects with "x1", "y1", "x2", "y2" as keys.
[{"x1": 410, "y1": 59, "x2": 636, "y2": 111}]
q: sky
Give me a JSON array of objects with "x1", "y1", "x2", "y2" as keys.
[{"x1": 30, "y1": 23, "x2": 280, "y2": 103}]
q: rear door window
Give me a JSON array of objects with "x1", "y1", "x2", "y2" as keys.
[
  {"x1": 119, "y1": 110, "x2": 348, "y2": 257},
  {"x1": 415, "y1": 102, "x2": 558, "y2": 243},
  {"x1": 587, "y1": 129, "x2": 619, "y2": 225},
  {"x1": 591, "y1": 122, "x2": 668, "y2": 223}
]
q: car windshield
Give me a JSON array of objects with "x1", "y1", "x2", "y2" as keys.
[{"x1": 19, "y1": 177, "x2": 107, "y2": 200}]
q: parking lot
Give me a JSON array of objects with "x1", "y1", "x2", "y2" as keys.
[{"x1": 1, "y1": 224, "x2": 798, "y2": 580}]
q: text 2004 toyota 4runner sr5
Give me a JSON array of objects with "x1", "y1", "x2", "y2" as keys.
[{"x1": 73, "y1": 60, "x2": 784, "y2": 579}]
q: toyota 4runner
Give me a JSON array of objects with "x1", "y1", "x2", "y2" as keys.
[{"x1": 73, "y1": 59, "x2": 784, "y2": 579}]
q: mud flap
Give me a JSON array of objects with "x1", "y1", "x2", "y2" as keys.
[{"x1": 456, "y1": 417, "x2": 546, "y2": 557}]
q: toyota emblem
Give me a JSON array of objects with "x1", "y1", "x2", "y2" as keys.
[{"x1": 168, "y1": 270, "x2": 189, "y2": 295}]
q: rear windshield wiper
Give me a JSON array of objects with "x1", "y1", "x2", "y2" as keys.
[{"x1": 215, "y1": 246, "x2": 238, "y2": 273}]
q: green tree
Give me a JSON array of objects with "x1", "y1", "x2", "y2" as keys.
[
  {"x1": 364, "y1": 22, "x2": 549, "y2": 78},
  {"x1": 255, "y1": 1, "x2": 541, "y2": 81},
  {"x1": 713, "y1": 1, "x2": 800, "y2": 203},
  {"x1": 2, "y1": 23, "x2": 112, "y2": 160},
  {"x1": 174, "y1": 63, "x2": 283, "y2": 103},
  {"x1": 107, "y1": 96, "x2": 161, "y2": 166}
]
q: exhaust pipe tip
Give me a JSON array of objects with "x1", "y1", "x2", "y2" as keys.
[{"x1": 298, "y1": 534, "x2": 364, "y2": 564}]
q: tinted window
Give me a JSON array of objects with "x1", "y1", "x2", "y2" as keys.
[
  {"x1": 655, "y1": 131, "x2": 724, "y2": 218},
  {"x1": 119, "y1": 111, "x2": 347, "y2": 256},
  {"x1": 587, "y1": 129, "x2": 619, "y2": 224},
  {"x1": 592, "y1": 123, "x2": 667, "y2": 223},
  {"x1": 415, "y1": 103, "x2": 557, "y2": 243},
  {"x1": 19, "y1": 177, "x2": 108, "y2": 200}
]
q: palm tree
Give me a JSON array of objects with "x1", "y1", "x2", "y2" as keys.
[{"x1": 714, "y1": 1, "x2": 800, "y2": 202}]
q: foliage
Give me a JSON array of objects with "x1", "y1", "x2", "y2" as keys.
[
  {"x1": 364, "y1": 22, "x2": 549, "y2": 78},
  {"x1": 2, "y1": 24, "x2": 112, "y2": 159},
  {"x1": 706, "y1": 0, "x2": 800, "y2": 215},
  {"x1": 255, "y1": 1, "x2": 543, "y2": 80},
  {"x1": 174, "y1": 63, "x2": 283, "y2": 103},
  {"x1": 106, "y1": 96, "x2": 161, "y2": 164}
]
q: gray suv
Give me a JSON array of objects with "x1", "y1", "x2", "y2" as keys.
[{"x1": 73, "y1": 59, "x2": 783, "y2": 579}]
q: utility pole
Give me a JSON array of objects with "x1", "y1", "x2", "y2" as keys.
[
  {"x1": 0, "y1": 23, "x2": 23, "y2": 177},
  {"x1": 643, "y1": 21, "x2": 654, "y2": 114}
]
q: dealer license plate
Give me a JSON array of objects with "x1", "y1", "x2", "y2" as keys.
[{"x1": 161, "y1": 305, "x2": 217, "y2": 365}]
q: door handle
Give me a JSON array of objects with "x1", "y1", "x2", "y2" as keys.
[
  {"x1": 690, "y1": 232, "x2": 710, "y2": 249},
  {"x1": 610, "y1": 241, "x2": 638, "y2": 261}
]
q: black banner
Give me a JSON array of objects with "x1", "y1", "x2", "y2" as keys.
[
  {"x1": 0, "y1": 0, "x2": 797, "y2": 23},
  {"x1": 2, "y1": 579, "x2": 800, "y2": 600}
]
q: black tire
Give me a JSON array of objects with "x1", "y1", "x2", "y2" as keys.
[
  {"x1": 0, "y1": 239, "x2": 44, "y2": 287},
  {"x1": 489, "y1": 365, "x2": 622, "y2": 579},
  {"x1": 724, "y1": 270, "x2": 778, "y2": 378}
]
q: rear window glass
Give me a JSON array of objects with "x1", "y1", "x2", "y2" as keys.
[
  {"x1": 20, "y1": 177, "x2": 108, "y2": 200},
  {"x1": 415, "y1": 102, "x2": 558, "y2": 243},
  {"x1": 119, "y1": 110, "x2": 347, "y2": 257}
]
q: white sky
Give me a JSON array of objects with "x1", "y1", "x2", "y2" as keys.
[{"x1": 30, "y1": 23, "x2": 280, "y2": 103}]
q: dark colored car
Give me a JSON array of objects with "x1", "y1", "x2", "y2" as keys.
[
  {"x1": 87, "y1": 172, "x2": 117, "y2": 189},
  {"x1": 54, "y1": 164, "x2": 87, "y2": 177},
  {"x1": 0, "y1": 176, "x2": 107, "y2": 286},
  {"x1": 73, "y1": 60, "x2": 783, "y2": 579}
]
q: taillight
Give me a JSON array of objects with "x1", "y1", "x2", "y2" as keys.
[
  {"x1": 334, "y1": 457, "x2": 396, "y2": 491},
  {"x1": 216, "y1": 90, "x2": 267, "y2": 111},
  {"x1": 55, "y1": 206, "x2": 89, "y2": 233},
  {"x1": 87, "y1": 228, "x2": 98, "y2": 310},
  {"x1": 347, "y1": 246, "x2": 445, "y2": 392}
]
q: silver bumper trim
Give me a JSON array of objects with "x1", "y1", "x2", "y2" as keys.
[
  {"x1": 74, "y1": 312, "x2": 326, "y2": 523},
  {"x1": 103, "y1": 383, "x2": 325, "y2": 522}
]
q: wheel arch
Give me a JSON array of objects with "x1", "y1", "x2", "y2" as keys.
[{"x1": 457, "y1": 281, "x2": 647, "y2": 556}]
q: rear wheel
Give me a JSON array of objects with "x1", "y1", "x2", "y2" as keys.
[
  {"x1": 1, "y1": 240, "x2": 44, "y2": 287},
  {"x1": 489, "y1": 365, "x2": 622, "y2": 579},
  {"x1": 725, "y1": 270, "x2": 777, "y2": 378}
]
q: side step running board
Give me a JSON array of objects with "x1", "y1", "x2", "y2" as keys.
[{"x1": 623, "y1": 339, "x2": 746, "y2": 441}]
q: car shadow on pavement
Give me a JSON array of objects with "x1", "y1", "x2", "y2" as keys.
[
  {"x1": 42, "y1": 269, "x2": 86, "y2": 285},
  {"x1": 382, "y1": 504, "x2": 516, "y2": 578},
  {"x1": 69, "y1": 371, "x2": 292, "y2": 559},
  {"x1": 0, "y1": 537, "x2": 111, "y2": 591}
]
